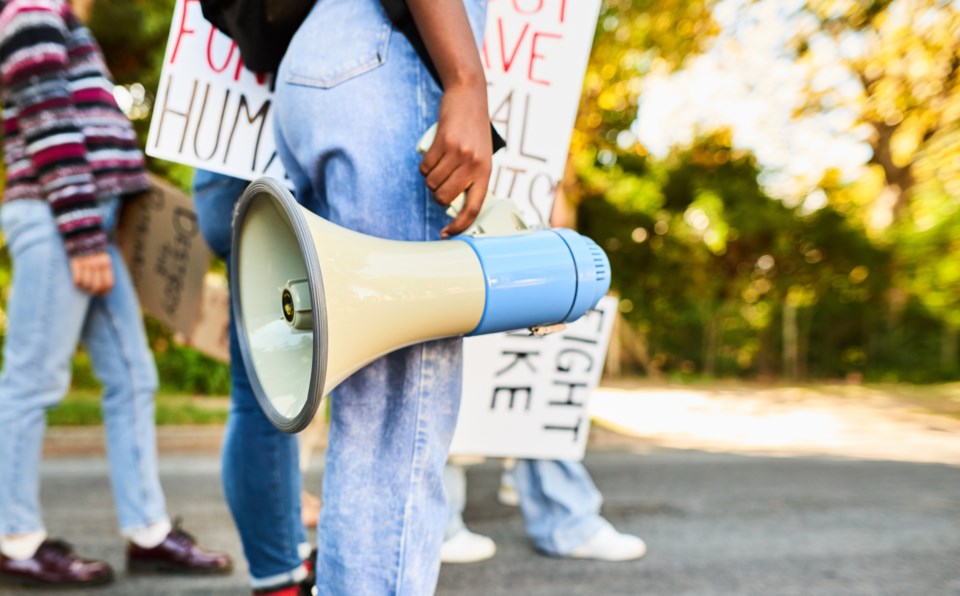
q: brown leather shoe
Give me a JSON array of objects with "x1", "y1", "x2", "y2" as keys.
[
  {"x1": 127, "y1": 522, "x2": 233, "y2": 575},
  {"x1": 0, "y1": 539, "x2": 114, "y2": 588}
]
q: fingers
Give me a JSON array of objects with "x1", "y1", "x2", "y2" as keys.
[
  {"x1": 99, "y1": 261, "x2": 115, "y2": 296},
  {"x1": 71, "y1": 253, "x2": 115, "y2": 296},
  {"x1": 442, "y1": 179, "x2": 487, "y2": 238}
]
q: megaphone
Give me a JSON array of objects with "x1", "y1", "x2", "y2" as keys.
[{"x1": 231, "y1": 177, "x2": 611, "y2": 433}]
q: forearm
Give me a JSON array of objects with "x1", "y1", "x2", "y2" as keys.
[
  {"x1": 2, "y1": 6, "x2": 105, "y2": 256},
  {"x1": 405, "y1": 0, "x2": 486, "y2": 91}
]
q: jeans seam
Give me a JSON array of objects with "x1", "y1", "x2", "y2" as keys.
[
  {"x1": 99, "y1": 296, "x2": 154, "y2": 531},
  {"x1": 394, "y1": 343, "x2": 429, "y2": 595}
]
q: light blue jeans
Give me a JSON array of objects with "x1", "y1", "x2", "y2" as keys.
[
  {"x1": 274, "y1": 0, "x2": 487, "y2": 593},
  {"x1": 192, "y1": 170, "x2": 309, "y2": 590},
  {"x1": 0, "y1": 198, "x2": 169, "y2": 536},
  {"x1": 445, "y1": 460, "x2": 609, "y2": 556}
]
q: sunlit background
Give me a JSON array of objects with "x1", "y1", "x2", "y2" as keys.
[{"x1": 0, "y1": 0, "x2": 959, "y2": 422}]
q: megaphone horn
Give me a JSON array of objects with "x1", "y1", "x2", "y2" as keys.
[{"x1": 231, "y1": 177, "x2": 611, "y2": 433}]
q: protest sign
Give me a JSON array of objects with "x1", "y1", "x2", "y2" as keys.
[
  {"x1": 449, "y1": 296, "x2": 617, "y2": 460},
  {"x1": 116, "y1": 176, "x2": 211, "y2": 338},
  {"x1": 146, "y1": 0, "x2": 602, "y2": 220},
  {"x1": 483, "y1": 0, "x2": 602, "y2": 225},
  {"x1": 146, "y1": 0, "x2": 287, "y2": 182}
]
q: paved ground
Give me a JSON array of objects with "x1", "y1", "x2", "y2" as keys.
[{"x1": 3, "y1": 384, "x2": 959, "y2": 595}]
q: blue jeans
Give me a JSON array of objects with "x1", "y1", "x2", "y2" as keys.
[
  {"x1": 192, "y1": 170, "x2": 309, "y2": 590},
  {"x1": 274, "y1": 0, "x2": 486, "y2": 593},
  {"x1": 0, "y1": 198, "x2": 168, "y2": 536},
  {"x1": 445, "y1": 460, "x2": 608, "y2": 556},
  {"x1": 512, "y1": 460, "x2": 609, "y2": 555}
]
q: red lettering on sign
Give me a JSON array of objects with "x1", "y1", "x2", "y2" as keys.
[
  {"x1": 527, "y1": 31, "x2": 561, "y2": 86},
  {"x1": 497, "y1": 19, "x2": 530, "y2": 74},
  {"x1": 206, "y1": 28, "x2": 237, "y2": 73},
  {"x1": 512, "y1": 0, "x2": 544, "y2": 14},
  {"x1": 170, "y1": 0, "x2": 200, "y2": 65}
]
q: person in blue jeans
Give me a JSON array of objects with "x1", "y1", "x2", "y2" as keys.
[
  {"x1": 0, "y1": 0, "x2": 230, "y2": 586},
  {"x1": 271, "y1": 0, "x2": 493, "y2": 593},
  {"x1": 442, "y1": 460, "x2": 647, "y2": 563},
  {"x1": 192, "y1": 171, "x2": 312, "y2": 596}
]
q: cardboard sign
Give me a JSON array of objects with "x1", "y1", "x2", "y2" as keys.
[
  {"x1": 180, "y1": 273, "x2": 231, "y2": 362},
  {"x1": 146, "y1": 0, "x2": 602, "y2": 222},
  {"x1": 146, "y1": 0, "x2": 287, "y2": 182},
  {"x1": 449, "y1": 296, "x2": 617, "y2": 460},
  {"x1": 116, "y1": 175, "x2": 212, "y2": 337}
]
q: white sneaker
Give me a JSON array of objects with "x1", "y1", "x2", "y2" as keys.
[
  {"x1": 440, "y1": 529, "x2": 497, "y2": 564},
  {"x1": 497, "y1": 472, "x2": 520, "y2": 507},
  {"x1": 569, "y1": 525, "x2": 647, "y2": 562}
]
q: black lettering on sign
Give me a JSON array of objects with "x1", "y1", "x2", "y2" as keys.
[
  {"x1": 519, "y1": 93, "x2": 547, "y2": 162},
  {"x1": 223, "y1": 94, "x2": 270, "y2": 171},
  {"x1": 154, "y1": 74, "x2": 197, "y2": 152},
  {"x1": 496, "y1": 350, "x2": 540, "y2": 376},
  {"x1": 549, "y1": 380, "x2": 586, "y2": 407},
  {"x1": 544, "y1": 416, "x2": 582, "y2": 442},
  {"x1": 155, "y1": 205, "x2": 200, "y2": 316},
  {"x1": 491, "y1": 386, "x2": 533, "y2": 411},
  {"x1": 126, "y1": 189, "x2": 164, "y2": 286},
  {"x1": 556, "y1": 348, "x2": 593, "y2": 374},
  {"x1": 193, "y1": 86, "x2": 230, "y2": 160}
]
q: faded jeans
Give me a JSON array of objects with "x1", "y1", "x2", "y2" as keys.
[
  {"x1": 445, "y1": 460, "x2": 609, "y2": 556},
  {"x1": 0, "y1": 198, "x2": 169, "y2": 536},
  {"x1": 192, "y1": 170, "x2": 309, "y2": 590},
  {"x1": 274, "y1": 0, "x2": 487, "y2": 593}
]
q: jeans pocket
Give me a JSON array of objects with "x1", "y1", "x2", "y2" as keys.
[{"x1": 284, "y1": 0, "x2": 392, "y2": 89}]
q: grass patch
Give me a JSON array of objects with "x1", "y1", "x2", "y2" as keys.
[{"x1": 48, "y1": 391, "x2": 229, "y2": 426}]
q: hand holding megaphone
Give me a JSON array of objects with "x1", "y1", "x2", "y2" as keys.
[
  {"x1": 230, "y1": 131, "x2": 612, "y2": 433},
  {"x1": 417, "y1": 124, "x2": 529, "y2": 238}
]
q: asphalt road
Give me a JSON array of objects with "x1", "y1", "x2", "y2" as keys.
[{"x1": 0, "y1": 449, "x2": 957, "y2": 596}]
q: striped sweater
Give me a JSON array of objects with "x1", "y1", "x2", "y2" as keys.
[{"x1": 0, "y1": 0, "x2": 149, "y2": 256}]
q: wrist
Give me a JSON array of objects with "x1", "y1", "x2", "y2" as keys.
[{"x1": 442, "y1": 66, "x2": 486, "y2": 92}]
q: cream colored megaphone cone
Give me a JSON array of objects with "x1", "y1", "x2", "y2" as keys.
[{"x1": 231, "y1": 177, "x2": 610, "y2": 433}]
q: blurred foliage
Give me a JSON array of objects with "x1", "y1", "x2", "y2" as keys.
[
  {"x1": 47, "y1": 391, "x2": 229, "y2": 426},
  {"x1": 1, "y1": 0, "x2": 959, "y2": 396},
  {"x1": 567, "y1": 0, "x2": 960, "y2": 381}
]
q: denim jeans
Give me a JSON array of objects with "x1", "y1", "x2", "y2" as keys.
[
  {"x1": 274, "y1": 0, "x2": 486, "y2": 593},
  {"x1": 0, "y1": 198, "x2": 168, "y2": 536},
  {"x1": 444, "y1": 460, "x2": 609, "y2": 556},
  {"x1": 192, "y1": 170, "x2": 309, "y2": 590}
]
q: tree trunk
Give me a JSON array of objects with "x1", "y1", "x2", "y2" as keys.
[
  {"x1": 942, "y1": 324, "x2": 958, "y2": 371},
  {"x1": 782, "y1": 301, "x2": 798, "y2": 380},
  {"x1": 703, "y1": 309, "x2": 720, "y2": 377}
]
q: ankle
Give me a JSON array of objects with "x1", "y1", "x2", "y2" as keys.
[{"x1": 0, "y1": 530, "x2": 48, "y2": 561}]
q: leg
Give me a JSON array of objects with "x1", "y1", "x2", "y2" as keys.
[
  {"x1": 443, "y1": 463, "x2": 467, "y2": 542},
  {"x1": 80, "y1": 243, "x2": 168, "y2": 533},
  {"x1": 440, "y1": 463, "x2": 496, "y2": 564},
  {"x1": 512, "y1": 460, "x2": 608, "y2": 556},
  {"x1": 0, "y1": 201, "x2": 91, "y2": 538},
  {"x1": 192, "y1": 172, "x2": 309, "y2": 589},
  {"x1": 513, "y1": 460, "x2": 646, "y2": 560},
  {"x1": 274, "y1": 2, "x2": 486, "y2": 591}
]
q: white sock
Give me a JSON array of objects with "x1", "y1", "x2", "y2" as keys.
[
  {"x1": 126, "y1": 519, "x2": 172, "y2": 549},
  {"x1": 0, "y1": 530, "x2": 47, "y2": 561}
]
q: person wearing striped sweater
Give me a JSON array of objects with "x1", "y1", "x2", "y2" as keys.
[{"x1": 0, "y1": 0, "x2": 231, "y2": 588}]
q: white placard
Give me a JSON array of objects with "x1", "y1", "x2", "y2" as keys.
[
  {"x1": 483, "y1": 0, "x2": 602, "y2": 225},
  {"x1": 146, "y1": 0, "x2": 602, "y2": 210},
  {"x1": 449, "y1": 296, "x2": 617, "y2": 460},
  {"x1": 146, "y1": 0, "x2": 287, "y2": 182}
]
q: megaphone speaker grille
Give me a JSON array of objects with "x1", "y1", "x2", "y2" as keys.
[{"x1": 230, "y1": 178, "x2": 328, "y2": 433}]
